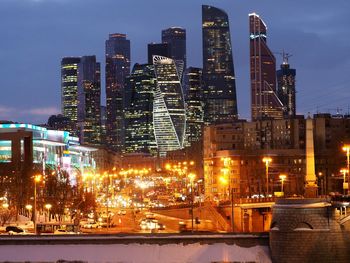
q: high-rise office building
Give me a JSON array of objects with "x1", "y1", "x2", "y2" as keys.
[
  {"x1": 277, "y1": 54, "x2": 296, "y2": 118},
  {"x1": 202, "y1": 5, "x2": 238, "y2": 124},
  {"x1": 77, "y1": 56, "x2": 101, "y2": 146},
  {"x1": 100, "y1": 105, "x2": 107, "y2": 145},
  {"x1": 105, "y1": 33, "x2": 130, "y2": 151},
  {"x1": 249, "y1": 13, "x2": 283, "y2": 121},
  {"x1": 183, "y1": 67, "x2": 204, "y2": 146},
  {"x1": 61, "y1": 57, "x2": 81, "y2": 126},
  {"x1": 152, "y1": 56, "x2": 186, "y2": 156},
  {"x1": 161, "y1": 27, "x2": 186, "y2": 69},
  {"x1": 124, "y1": 64, "x2": 157, "y2": 155},
  {"x1": 147, "y1": 43, "x2": 171, "y2": 64}
]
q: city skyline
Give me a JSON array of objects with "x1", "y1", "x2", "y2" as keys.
[{"x1": 0, "y1": 0, "x2": 349, "y2": 123}]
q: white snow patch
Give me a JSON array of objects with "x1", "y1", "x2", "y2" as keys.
[{"x1": 0, "y1": 243, "x2": 271, "y2": 263}]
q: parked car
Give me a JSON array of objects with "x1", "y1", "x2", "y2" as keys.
[
  {"x1": 54, "y1": 229, "x2": 76, "y2": 235},
  {"x1": 83, "y1": 222, "x2": 99, "y2": 229},
  {"x1": 6, "y1": 226, "x2": 25, "y2": 235}
]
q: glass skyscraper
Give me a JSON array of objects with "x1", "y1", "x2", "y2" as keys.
[
  {"x1": 277, "y1": 54, "x2": 296, "y2": 118},
  {"x1": 77, "y1": 56, "x2": 101, "y2": 146},
  {"x1": 105, "y1": 33, "x2": 130, "y2": 152},
  {"x1": 61, "y1": 57, "x2": 81, "y2": 125},
  {"x1": 202, "y1": 5, "x2": 238, "y2": 124},
  {"x1": 147, "y1": 43, "x2": 171, "y2": 65},
  {"x1": 183, "y1": 67, "x2": 204, "y2": 147},
  {"x1": 124, "y1": 64, "x2": 157, "y2": 155},
  {"x1": 152, "y1": 55, "x2": 186, "y2": 156},
  {"x1": 249, "y1": 13, "x2": 283, "y2": 121},
  {"x1": 161, "y1": 27, "x2": 186, "y2": 70}
]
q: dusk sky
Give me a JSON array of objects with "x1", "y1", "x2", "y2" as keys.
[{"x1": 0, "y1": 0, "x2": 349, "y2": 124}]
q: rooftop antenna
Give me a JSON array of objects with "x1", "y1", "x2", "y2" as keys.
[{"x1": 275, "y1": 50, "x2": 293, "y2": 65}]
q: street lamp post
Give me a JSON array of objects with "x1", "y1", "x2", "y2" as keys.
[
  {"x1": 188, "y1": 173, "x2": 196, "y2": 233},
  {"x1": 340, "y1": 169, "x2": 348, "y2": 195},
  {"x1": 342, "y1": 145, "x2": 350, "y2": 195},
  {"x1": 279, "y1": 174, "x2": 287, "y2": 195},
  {"x1": 45, "y1": 204, "x2": 52, "y2": 222},
  {"x1": 262, "y1": 157, "x2": 272, "y2": 197},
  {"x1": 34, "y1": 174, "x2": 41, "y2": 235},
  {"x1": 25, "y1": 204, "x2": 32, "y2": 218},
  {"x1": 220, "y1": 157, "x2": 234, "y2": 232}
]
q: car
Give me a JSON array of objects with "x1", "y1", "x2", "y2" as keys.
[
  {"x1": 54, "y1": 229, "x2": 76, "y2": 235},
  {"x1": 83, "y1": 222, "x2": 99, "y2": 229},
  {"x1": 6, "y1": 226, "x2": 25, "y2": 235}
]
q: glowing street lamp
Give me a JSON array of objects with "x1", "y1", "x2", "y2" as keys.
[
  {"x1": 342, "y1": 145, "x2": 350, "y2": 194},
  {"x1": 188, "y1": 173, "x2": 196, "y2": 233},
  {"x1": 34, "y1": 174, "x2": 42, "y2": 235},
  {"x1": 2, "y1": 203, "x2": 9, "y2": 209},
  {"x1": 262, "y1": 157, "x2": 272, "y2": 197},
  {"x1": 45, "y1": 204, "x2": 52, "y2": 222},
  {"x1": 25, "y1": 204, "x2": 32, "y2": 218},
  {"x1": 340, "y1": 169, "x2": 349, "y2": 195},
  {"x1": 279, "y1": 174, "x2": 287, "y2": 194}
]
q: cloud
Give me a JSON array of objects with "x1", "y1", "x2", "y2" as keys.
[
  {"x1": 0, "y1": 105, "x2": 60, "y2": 123},
  {"x1": 26, "y1": 107, "x2": 60, "y2": 116}
]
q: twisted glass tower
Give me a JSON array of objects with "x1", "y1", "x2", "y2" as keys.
[
  {"x1": 152, "y1": 55, "x2": 186, "y2": 156},
  {"x1": 202, "y1": 5, "x2": 238, "y2": 124}
]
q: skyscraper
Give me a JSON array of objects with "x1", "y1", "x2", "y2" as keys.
[
  {"x1": 105, "y1": 33, "x2": 130, "y2": 152},
  {"x1": 249, "y1": 13, "x2": 283, "y2": 121},
  {"x1": 183, "y1": 67, "x2": 204, "y2": 146},
  {"x1": 202, "y1": 5, "x2": 238, "y2": 124},
  {"x1": 277, "y1": 53, "x2": 296, "y2": 118},
  {"x1": 161, "y1": 27, "x2": 186, "y2": 69},
  {"x1": 61, "y1": 57, "x2": 81, "y2": 125},
  {"x1": 77, "y1": 56, "x2": 101, "y2": 146},
  {"x1": 147, "y1": 43, "x2": 171, "y2": 64},
  {"x1": 124, "y1": 63, "x2": 157, "y2": 155},
  {"x1": 152, "y1": 56, "x2": 186, "y2": 156}
]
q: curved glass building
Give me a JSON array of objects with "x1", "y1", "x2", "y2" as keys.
[
  {"x1": 202, "y1": 5, "x2": 238, "y2": 124},
  {"x1": 152, "y1": 55, "x2": 186, "y2": 156}
]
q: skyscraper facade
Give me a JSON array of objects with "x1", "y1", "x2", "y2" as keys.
[
  {"x1": 161, "y1": 27, "x2": 186, "y2": 69},
  {"x1": 61, "y1": 57, "x2": 81, "y2": 125},
  {"x1": 77, "y1": 56, "x2": 101, "y2": 146},
  {"x1": 147, "y1": 43, "x2": 171, "y2": 64},
  {"x1": 105, "y1": 33, "x2": 130, "y2": 152},
  {"x1": 277, "y1": 54, "x2": 296, "y2": 118},
  {"x1": 183, "y1": 67, "x2": 204, "y2": 147},
  {"x1": 202, "y1": 5, "x2": 238, "y2": 124},
  {"x1": 124, "y1": 64, "x2": 157, "y2": 155},
  {"x1": 249, "y1": 13, "x2": 283, "y2": 121},
  {"x1": 152, "y1": 56, "x2": 186, "y2": 156}
]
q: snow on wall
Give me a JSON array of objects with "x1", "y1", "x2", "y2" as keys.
[{"x1": 0, "y1": 243, "x2": 271, "y2": 263}]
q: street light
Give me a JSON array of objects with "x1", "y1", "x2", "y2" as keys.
[
  {"x1": 340, "y1": 169, "x2": 348, "y2": 195},
  {"x1": 220, "y1": 157, "x2": 234, "y2": 232},
  {"x1": 342, "y1": 145, "x2": 350, "y2": 195},
  {"x1": 262, "y1": 157, "x2": 272, "y2": 197},
  {"x1": 279, "y1": 174, "x2": 287, "y2": 195},
  {"x1": 25, "y1": 204, "x2": 32, "y2": 218},
  {"x1": 45, "y1": 204, "x2": 52, "y2": 222},
  {"x1": 34, "y1": 174, "x2": 41, "y2": 235},
  {"x1": 188, "y1": 173, "x2": 196, "y2": 233},
  {"x1": 2, "y1": 203, "x2": 9, "y2": 209}
]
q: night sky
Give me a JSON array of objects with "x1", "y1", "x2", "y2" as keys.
[{"x1": 0, "y1": 0, "x2": 349, "y2": 124}]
